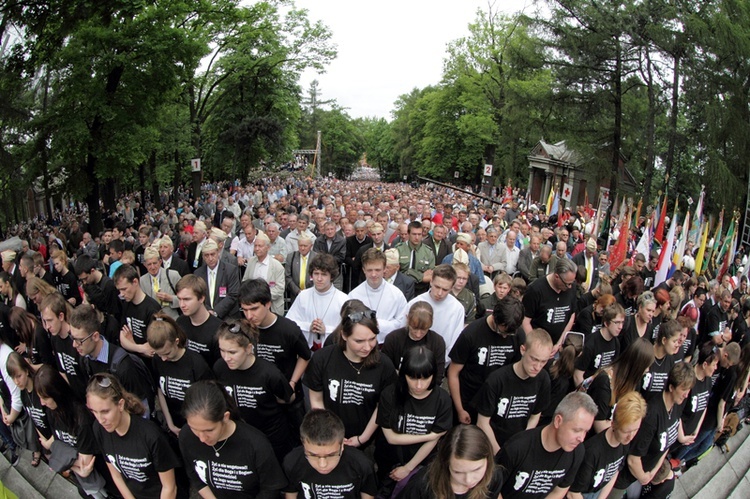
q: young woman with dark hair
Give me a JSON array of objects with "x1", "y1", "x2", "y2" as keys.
[
  {"x1": 375, "y1": 346, "x2": 452, "y2": 491},
  {"x1": 178, "y1": 380, "x2": 287, "y2": 497},
  {"x1": 6, "y1": 352, "x2": 45, "y2": 467},
  {"x1": 304, "y1": 307, "x2": 396, "y2": 448},
  {"x1": 35, "y1": 364, "x2": 108, "y2": 499},
  {"x1": 9, "y1": 306, "x2": 54, "y2": 369},
  {"x1": 87, "y1": 373, "x2": 180, "y2": 499}
]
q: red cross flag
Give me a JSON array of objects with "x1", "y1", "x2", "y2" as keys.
[{"x1": 561, "y1": 183, "x2": 573, "y2": 202}]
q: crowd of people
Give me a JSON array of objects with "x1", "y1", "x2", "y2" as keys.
[{"x1": 0, "y1": 174, "x2": 748, "y2": 499}]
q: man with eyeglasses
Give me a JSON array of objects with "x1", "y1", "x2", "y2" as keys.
[
  {"x1": 522, "y1": 258, "x2": 578, "y2": 357},
  {"x1": 69, "y1": 304, "x2": 154, "y2": 416},
  {"x1": 283, "y1": 409, "x2": 377, "y2": 498},
  {"x1": 40, "y1": 292, "x2": 88, "y2": 399}
]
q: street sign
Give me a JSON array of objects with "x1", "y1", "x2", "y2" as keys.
[
  {"x1": 191, "y1": 158, "x2": 201, "y2": 172},
  {"x1": 483, "y1": 164, "x2": 493, "y2": 177}
]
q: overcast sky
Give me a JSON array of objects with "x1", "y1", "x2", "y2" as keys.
[{"x1": 295, "y1": 0, "x2": 533, "y2": 121}]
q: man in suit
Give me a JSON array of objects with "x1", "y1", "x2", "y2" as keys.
[
  {"x1": 572, "y1": 237, "x2": 600, "y2": 292},
  {"x1": 139, "y1": 246, "x2": 181, "y2": 319},
  {"x1": 158, "y1": 237, "x2": 190, "y2": 277},
  {"x1": 194, "y1": 239, "x2": 240, "y2": 319},
  {"x1": 351, "y1": 223, "x2": 389, "y2": 288},
  {"x1": 344, "y1": 221, "x2": 372, "y2": 292},
  {"x1": 186, "y1": 221, "x2": 209, "y2": 272},
  {"x1": 313, "y1": 221, "x2": 347, "y2": 290},
  {"x1": 422, "y1": 224, "x2": 452, "y2": 269},
  {"x1": 242, "y1": 233, "x2": 285, "y2": 315},
  {"x1": 477, "y1": 227, "x2": 503, "y2": 279},
  {"x1": 517, "y1": 235, "x2": 541, "y2": 283},
  {"x1": 383, "y1": 248, "x2": 415, "y2": 301},
  {"x1": 286, "y1": 235, "x2": 316, "y2": 302}
]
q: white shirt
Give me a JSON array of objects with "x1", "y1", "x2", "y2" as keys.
[
  {"x1": 286, "y1": 285, "x2": 348, "y2": 348},
  {"x1": 348, "y1": 280, "x2": 408, "y2": 343},
  {"x1": 286, "y1": 229, "x2": 317, "y2": 253},
  {"x1": 502, "y1": 245, "x2": 521, "y2": 274},
  {"x1": 253, "y1": 255, "x2": 270, "y2": 281},
  {"x1": 407, "y1": 292, "x2": 465, "y2": 364},
  {"x1": 232, "y1": 235, "x2": 255, "y2": 259}
]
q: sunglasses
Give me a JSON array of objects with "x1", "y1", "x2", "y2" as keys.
[{"x1": 348, "y1": 310, "x2": 377, "y2": 323}]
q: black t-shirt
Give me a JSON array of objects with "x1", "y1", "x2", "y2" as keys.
[
  {"x1": 619, "y1": 319, "x2": 654, "y2": 354},
  {"x1": 681, "y1": 375, "x2": 712, "y2": 435},
  {"x1": 699, "y1": 304, "x2": 728, "y2": 345},
  {"x1": 376, "y1": 384, "x2": 452, "y2": 469},
  {"x1": 177, "y1": 313, "x2": 221, "y2": 367},
  {"x1": 400, "y1": 465, "x2": 505, "y2": 499},
  {"x1": 122, "y1": 295, "x2": 161, "y2": 344},
  {"x1": 179, "y1": 420, "x2": 288, "y2": 498},
  {"x1": 30, "y1": 323, "x2": 55, "y2": 367},
  {"x1": 522, "y1": 276, "x2": 576, "y2": 344},
  {"x1": 21, "y1": 387, "x2": 52, "y2": 439},
  {"x1": 474, "y1": 364, "x2": 551, "y2": 446},
  {"x1": 449, "y1": 318, "x2": 523, "y2": 409},
  {"x1": 213, "y1": 357, "x2": 293, "y2": 441},
  {"x1": 575, "y1": 332, "x2": 619, "y2": 378},
  {"x1": 616, "y1": 395, "x2": 682, "y2": 488},
  {"x1": 498, "y1": 426, "x2": 583, "y2": 499},
  {"x1": 569, "y1": 430, "x2": 628, "y2": 493},
  {"x1": 641, "y1": 268, "x2": 656, "y2": 289},
  {"x1": 93, "y1": 415, "x2": 181, "y2": 499},
  {"x1": 586, "y1": 370, "x2": 614, "y2": 422},
  {"x1": 675, "y1": 327, "x2": 698, "y2": 363},
  {"x1": 50, "y1": 333, "x2": 87, "y2": 399},
  {"x1": 152, "y1": 350, "x2": 213, "y2": 428},
  {"x1": 282, "y1": 445, "x2": 377, "y2": 498},
  {"x1": 573, "y1": 305, "x2": 602, "y2": 336},
  {"x1": 303, "y1": 345, "x2": 396, "y2": 438},
  {"x1": 382, "y1": 327, "x2": 447, "y2": 384},
  {"x1": 640, "y1": 476, "x2": 675, "y2": 499},
  {"x1": 85, "y1": 344, "x2": 154, "y2": 404},
  {"x1": 640, "y1": 355, "x2": 676, "y2": 402},
  {"x1": 615, "y1": 292, "x2": 637, "y2": 317},
  {"x1": 257, "y1": 315, "x2": 311, "y2": 398},
  {"x1": 54, "y1": 270, "x2": 81, "y2": 305},
  {"x1": 47, "y1": 405, "x2": 99, "y2": 455},
  {"x1": 702, "y1": 365, "x2": 737, "y2": 431}
]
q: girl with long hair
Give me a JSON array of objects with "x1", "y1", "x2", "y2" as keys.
[
  {"x1": 87, "y1": 373, "x2": 180, "y2": 499},
  {"x1": 146, "y1": 314, "x2": 213, "y2": 437},
  {"x1": 0, "y1": 271, "x2": 25, "y2": 310},
  {"x1": 9, "y1": 306, "x2": 54, "y2": 369},
  {"x1": 50, "y1": 249, "x2": 81, "y2": 306},
  {"x1": 641, "y1": 319, "x2": 682, "y2": 401},
  {"x1": 213, "y1": 319, "x2": 293, "y2": 462},
  {"x1": 6, "y1": 352, "x2": 45, "y2": 466},
  {"x1": 375, "y1": 346, "x2": 452, "y2": 490},
  {"x1": 304, "y1": 306, "x2": 396, "y2": 448},
  {"x1": 584, "y1": 339, "x2": 655, "y2": 433},
  {"x1": 400, "y1": 424, "x2": 502, "y2": 498},
  {"x1": 178, "y1": 380, "x2": 287, "y2": 497},
  {"x1": 35, "y1": 364, "x2": 108, "y2": 499}
]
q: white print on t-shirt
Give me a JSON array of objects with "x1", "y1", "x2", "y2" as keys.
[
  {"x1": 477, "y1": 345, "x2": 515, "y2": 367},
  {"x1": 478, "y1": 347, "x2": 488, "y2": 365},
  {"x1": 546, "y1": 305, "x2": 571, "y2": 324},
  {"x1": 329, "y1": 379, "x2": 340, "y2": 401},
  {"x1": 57, "y1": 351, "x2": 79, "y2": 376},
  {"x1": 642, "y1": 373, "x2": 652, "y2": 390},
  {"x1": 256, "y1": 343, "x2": 284, "y2": 364},
  {"x1": 691, "y1": 395, "x2": 698, "y2": 413},
  {"x1": 225, "y1": 386, "x2": 234, "y2": 399},
  {"x1": 664, "y1": 418, "x2": 680, "y2": 451},
  {"x1": 497, "y1": 398, "x2": 510, "y2": 417},
  {"x1": 514, "y1": 471, "x2": 530, "y2": 490},
  {"x1": 659, "y1": 431, "x2": 667, "y2": 451},
  {"x1": 54, "y1": 429, "x2": 77, "y2": 448},
  {"x1": 229, "y1": 385, "x2": 266, "y2": 409},
  {"x1": 498, "y1": 395, "x2": 537, "y2": 419},
  {"x1": 400, "y1": 414, "x2": 437, "y2": 434},
  {"x1": 112, "y1": 454, "x2": 151, "y2": 482},
  {"x1": 593, "y1": 468, "x2": 605, "y2": 488},
  {"x1": 517, "y1": 469, "x2": 568, "y2": 494},
  {"x1": 195, "y1": 460, "x2": 208, "y2": 484},
  {"x1": 594, "y1": 354, "x2": 602, "y2": 369},
  {"x1": 301, "y1": 481, "x2": 356, "y2": 498},
  {"x1": 330, "y1": 379, "x2": 375, "y2": 405},
  {"x1": 25, "y1": 405, "x2": 48, "y2": 430},
  {"x1": 161, "y1": 376, "x2": 191, "y2": 401},
  {"x1": 107, "y1": 454, "x2": 121, "y2": 473},
  {"x1": 197, "y1": 459, "x2": 254, "y2": 491}
]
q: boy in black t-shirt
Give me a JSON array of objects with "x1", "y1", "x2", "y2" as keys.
[
  {"x1": 114, "y1": 264, "x2": 161, "y2": 357},
  {"x1": 475, "y1": 328, "x2": 553, "y2": 456},
  {"x1": 283, "y1": 409, "x2": 377, "y2": 499},
  {"x1": 174, "y1": 274, "x2": 221, "y2": 366}
]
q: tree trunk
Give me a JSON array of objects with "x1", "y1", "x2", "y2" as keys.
[
  {"x1": 610, "y1": 37, "x2": 622, "y2": 204},
  {"x1": 642, "y1": 47, "x2": 657, "y2": 202},
  {"x1": 149, "y1": 150, "x2": 162, "y2": 210},
  {"x1": 664, "y1": 55, "x2": 680, "y2": 188},
  {"x1": 172, "y1": 149, "x2": 181, "y2": 204},
  {"x1": 138, "y1": 160, "x2": 147, "y2": 208}
]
